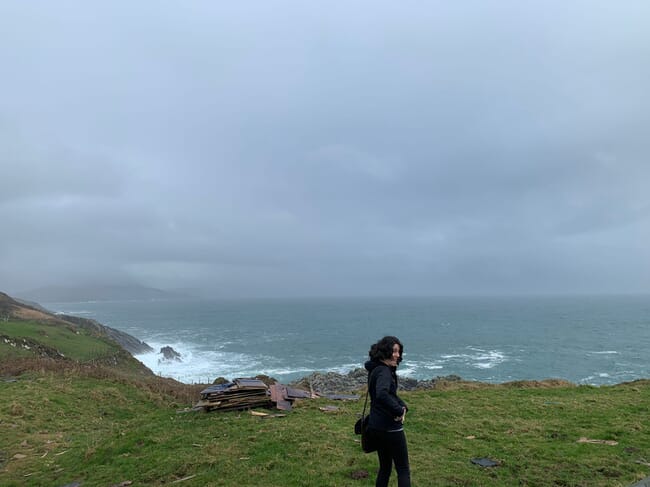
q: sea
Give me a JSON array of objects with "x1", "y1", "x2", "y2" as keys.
[{"x1": 45, "y1": 295, "x2": 650, "y2": 386}]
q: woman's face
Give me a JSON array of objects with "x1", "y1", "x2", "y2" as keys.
[{"x1": 383, "y1": 343, "x2": 401, "y2": 367}]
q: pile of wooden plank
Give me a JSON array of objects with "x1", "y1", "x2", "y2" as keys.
[
  {"x1": 195, "y1": 378, "x2": 272, "y2": 412},
  {"x1": 194, "y1": 378, "x2": 350, "y2": 413}
]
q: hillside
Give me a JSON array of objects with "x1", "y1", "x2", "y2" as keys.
[
  {"x1": 2, "y1": 291, "x2": 650, "y2": 485},
  {"x1": 2, "y1": 373, "x2": 650, "y2": 486},
  {"x1": 0, "y1": 291, "x2": 152, "y2": 375}
]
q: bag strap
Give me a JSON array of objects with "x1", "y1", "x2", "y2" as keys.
[
  {"x1": 361, "y1": 387, "x2": 369, "y2": 418},
  {"x1": 361, "y1": 367, "x2": 375, "y2": 418}
]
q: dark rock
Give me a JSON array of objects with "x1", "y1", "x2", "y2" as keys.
[
  {"x1": 289, "y1": 369, "x2": 465, "y2": 394},
  {"x1": 289, "y1": 369, "x2": 368, "y2": 394},
  {"x1": 159, "y1": 346, "x2": 182, "y2": 362},
  {"x1": 399, "y1": 377, "x2": 419, "y2": 391}
]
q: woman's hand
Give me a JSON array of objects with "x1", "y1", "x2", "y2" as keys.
[{"x1": 395, "y1": 407, "x2": 406, "y2": 423}]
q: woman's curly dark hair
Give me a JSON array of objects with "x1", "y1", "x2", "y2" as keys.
[{"x1": 369, "y1": 336, "x2": 403, "y2": 364}]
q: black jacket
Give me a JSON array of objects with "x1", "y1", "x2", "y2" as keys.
[{"x1": 365, "y1": 359, "x2": 408, "y2": 431}]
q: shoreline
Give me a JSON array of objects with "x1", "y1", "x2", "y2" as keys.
[{"x1": 197, "y1": 367, "x2": 650, "y2": 394}]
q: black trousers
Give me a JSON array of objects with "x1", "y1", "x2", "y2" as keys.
[{"x1": 370, "y1": 429, "x2": 411, "y2": 487}]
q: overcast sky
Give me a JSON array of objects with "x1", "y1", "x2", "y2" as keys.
[{"x1": 1, "y1": 1, "x2": 650, "y2": 298}]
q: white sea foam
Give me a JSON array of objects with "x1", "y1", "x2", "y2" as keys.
[
  {"x1": 324, "y1": 363, "x2": 362, "y2": 375},
  {"x1": 440, "y1": 347, "x2": 506, "y2": 370},
  {"x1": 134, "y1": 341, "x2": 352, "y2": 383},
  {"x1": 135, "y1": 341, "x2": 261, "y2": 383},
  {"x1": 397, "y1": 365, "x2": 416, "y2": 377},
  {"x1": 420, "y1": 363, "x2": 444, "y2": 370}
]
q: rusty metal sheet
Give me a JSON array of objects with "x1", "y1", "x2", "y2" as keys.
[
  {"x1": 269, "y1": 384, "x2": 292, "y2": 411},
  {"x1": 285, "y1": 387, "x2": 311, "y2": 399}
]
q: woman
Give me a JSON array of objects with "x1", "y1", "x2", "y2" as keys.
[{"x1": 365, "y1": 336, "x2": 411, "y2": 487}]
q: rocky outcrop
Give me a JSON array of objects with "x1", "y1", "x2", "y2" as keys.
[
  {"x1": 159, "y1": 346, "x2": 182, "y2": 362},
  {"x1": 289, "y1": 368, "x2": 463, "y2": 394}
]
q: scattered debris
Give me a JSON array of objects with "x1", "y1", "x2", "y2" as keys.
[
  {"x1": 465, "y1": 435, "x2": 476, "y2": 440},
  {"x1": 249, "y1": 410, "x2": 269, "y2": 417},
  {"x1": 270, "y1": 384, "x2": 315, "y2": 411},
  {"x1": 321, "y1": 394, "x2": 360, "y2": 401},
  {"x1": 576, "y1": 437, "x2": 618, "y2": 446},
  {"x1": 248, "y1": 410, "x2": 286, "y2": 418},
  {"x1": 176, "y1": 407, "x2": 201, "y2": 414},
  {"x1": 170, "y1": 474, "x2": 196, "y2": 484},
  {"x1": 471, "y1": 457, "x2": 500, "y2": 467}
]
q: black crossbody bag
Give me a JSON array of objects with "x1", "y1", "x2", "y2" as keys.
[{"x1": 354, "y1": 371, "x2": 378, "y2": 453}]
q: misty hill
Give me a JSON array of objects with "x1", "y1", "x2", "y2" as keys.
[
  {"x1": 0, "y1": 291, "x2": 153, "y2": 369},
  {"x1": 16, "y1": 284, "x2": 189, "y2": 303}
]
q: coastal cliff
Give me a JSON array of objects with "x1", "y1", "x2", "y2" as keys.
[{"x1": 0, "y1": 291, "x2": 155, "y2": 377}]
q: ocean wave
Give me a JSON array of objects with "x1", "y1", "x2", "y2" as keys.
[
  {"x1": 135, "y1": 341, "x2": 259, "y2": 383},
  {"x1": 134, "y1": 342, "x2": 364, "y2": 383},
  {"x1": 439, "y1": 347, "x2": 507, "y2": 370}
]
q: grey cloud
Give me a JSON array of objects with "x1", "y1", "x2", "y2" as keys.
[{"x1": 1, "y1": 1, "x2": 650, "y2": 297}]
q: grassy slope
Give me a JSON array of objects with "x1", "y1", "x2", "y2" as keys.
[
  {"x1": 1, "y1": 374, "x2": 649, "y2": 487},
  {"x1": 0, "y1": 318, "x2": 151, "y2": 378},
  {"x1": 0, "y1": 319, "x2": 118, "y2": 361}
]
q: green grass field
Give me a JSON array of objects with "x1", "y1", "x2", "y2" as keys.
[{"x1": 1, "y1": 372, "x2": 649, "y2": 486}]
